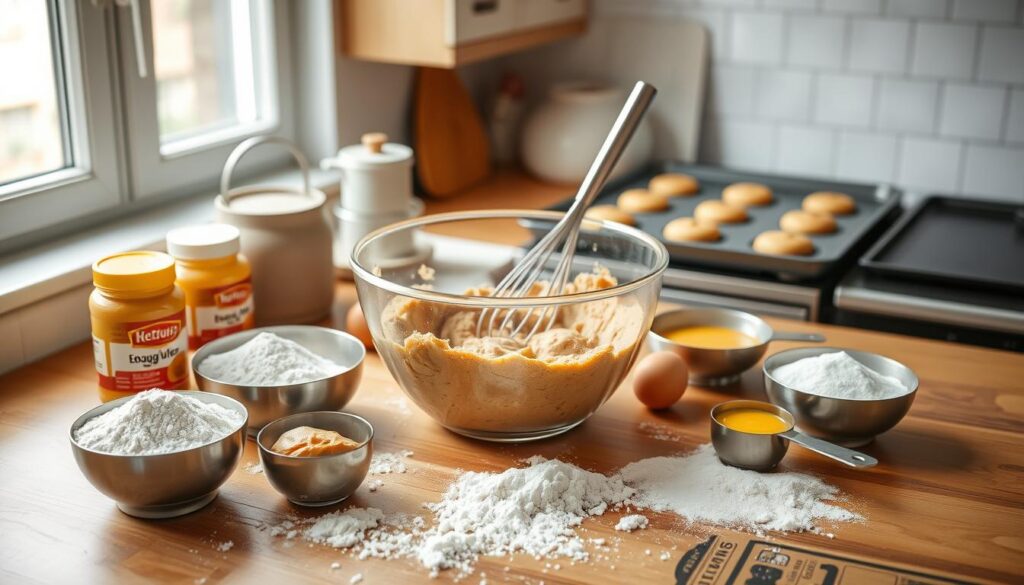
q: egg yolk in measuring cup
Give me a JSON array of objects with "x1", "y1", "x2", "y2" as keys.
[{"x1": 718, "y1": 408, "x2": 791, "y2": 434}]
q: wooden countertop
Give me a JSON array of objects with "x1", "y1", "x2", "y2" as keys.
[{"x1": 1, "y1": 172, "x2": 1022, "y2": 584}]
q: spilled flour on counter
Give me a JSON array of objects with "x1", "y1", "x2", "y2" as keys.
[
  {"x1": 269, "y1": 444, "x2": 858, "y2": 577},
  {"x1": 620, "y1": 444, "x2": 859, "y2": 535},
  {"x1": 369, "y1": 450, "x2": 414, "y2": 474},
  {"x1": 197, "y1": 332, "x2": 346, "y2": 386}
]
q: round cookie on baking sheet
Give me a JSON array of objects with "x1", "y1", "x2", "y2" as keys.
[
  {"x1": 722, "y1": 182, "x2": 773, "y2": 207},
  {"x1": 752, "y1": 230, "x2": 815, "y2": 256},
  {"x1": 617, "y1": 188, "x2": 670, "y2": 213},
  {"x1": 584, "y1": 205, "x2": 637, "y2": 226},
  {"x1": 662, "y1": 217, "x2": 721, "y2": 243},
  {"x1": 648, "y1": 173, "x2": 699, "y2": 197},
  {"x1": 694, "y1": 200, "x2": 748, "y2": 224},
  {"x1": 803, "y1": 191, "x2": 856, "y2": 215},
  {"x1": 779, "y1": 210, "x2": 837, "y2": 235}
]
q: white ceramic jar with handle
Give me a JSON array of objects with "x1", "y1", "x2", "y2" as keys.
[
  {"x1": 215, "y1": 136, "x2": 334, "y2": 326},
  {"x1": 520, "y1": 82, "x2": 654, "y2": 184}
]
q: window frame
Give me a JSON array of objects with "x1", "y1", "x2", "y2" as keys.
[
  {"x1": 0, "y1": 0, "x2": 123, "y2": 244},
  {"x1": 116, "y1": 0, "x2": 296, "y2": 201}
]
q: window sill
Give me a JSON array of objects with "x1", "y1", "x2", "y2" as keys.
[{"x1": 0, "y1": 167, "x2": 340, "y2": 374}]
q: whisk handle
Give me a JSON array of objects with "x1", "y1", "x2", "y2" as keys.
[{"x1": 572, "y1": 81, "x2": 658, "y2": 211}]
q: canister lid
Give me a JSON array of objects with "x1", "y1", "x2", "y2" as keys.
[
  {"x1": 333, "y1": 132, "x2": 414, "y2": 170},
  {"x1": 93, "y1": 251, "x2": 177, "y2": 292},
  {"x1": 166, "y1": 224, "x2": 241, "y2": 260}
]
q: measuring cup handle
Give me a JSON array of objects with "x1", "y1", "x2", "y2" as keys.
[
  {"x1": 781, "y1": 430, "x2": 877, "y2": 468},
  {"x1": 220, "y1": 136, "x2": 311, "y2": 201},
  {"x1": 771, "y1": 331, "x2": 825, "y2": 343}
]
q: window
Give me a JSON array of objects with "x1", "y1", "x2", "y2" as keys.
[{"x1": 0, "y1": 0, "x2": 293, "y2": 247}]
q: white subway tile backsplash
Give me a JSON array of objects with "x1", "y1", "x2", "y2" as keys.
[
  {"x1": 940, "y1": 83, "x2": 1007, "y2": 140},
  {"x1": 1007, "y1": 89, "x2": 1024, "y2": 143},
  {"x1": 679, "y1": 8, "x2": 731, "y2": 59},
  {"x1": 730, "y1": 12, "x2": 785, "y2": 64},
  {"x1": 876, "y1": 79, "x2": 940, "y2": 133},
  {"x1": 776, "y1": 126, "x2": 836, "y2": 177},
  {"x1": 962, "y1": 144, "x2": 1024, "y2": 200},
  {"x1": 836, "y1": 131, "x2": 899, "y2": 183},
  {"x1": 822, "y1": 0, "x2": 881, "y2": 14},
  {"x1": 709, "y1": 65, "x2": 758, "y2": 115},
  {"x1": 761, "y1": 0, "x2": 818, "y2": 11},
  {"x1": 899, "y1": 137, "x2": 964, "y2": 193},
  {"x1": 849, "y1": 19, "x2": 911, "y2": 74},
  {"x1": 702, "y1": 118, "x2": 776, "y2": 171},
  {"x1": 786, "y1": 15, "x2": 847, "y2": 69},
  {"x1": 756, "y1": 69, "x2": 813, "y2": 121},
  {"x1": 886, "y1": 0, "x2": 949, "y2": 18},
  {"x1": 814, "y1": 74, "x2": 875, "y2": 127},
  {"x1": 951, "y1": 0, "x2": 1018, "y2": 23},
  {"x1": 911, "y1": 22, "x2": 977, "y2": 79},
  {"x1": 978, "y1": 27, "x2": 1024, "y2": 83},
  {"x1": 0, "y1": 313, "x2": 24, "y2": 376}
]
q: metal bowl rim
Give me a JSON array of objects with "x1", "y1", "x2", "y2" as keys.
[
  {"x1": 191, "y1": 325, "x2": 367, "y2": 388},
  {"x1": 763, "y1": 346, "x2": 919, "y2": 403},
  {"x1": 648, "y1": 307, "x2": 772, "y2": 349},
  {"x1": 256, "y1": 411, "x2": 375, "y2": 461},
  {"x1": 68, "y1": 390, "x2": 249, "y2": 457}
]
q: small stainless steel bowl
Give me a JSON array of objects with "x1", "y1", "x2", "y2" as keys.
[
  {"x1": 648, "y1": 308, "x2": 823, "y2": 386},
  {"x1": 69, "y1": 391, "x2": 247, "y2": 519},
  {"x1": 193, "y1": 325, "x2": 365, "y2": 434},
  {"x1": 763, "y1": 347, "x2": 919, "y2": 447},
  {"x1": 257, "y1": 411, "x2": 373, "y2": 507}
]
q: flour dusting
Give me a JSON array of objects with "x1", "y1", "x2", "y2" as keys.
[{"x1": 198, "y1": 332, "x2": 346, "y2": 386}]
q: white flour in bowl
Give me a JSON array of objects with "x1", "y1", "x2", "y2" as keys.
[
  {"x1": 74, "y1": 389, "x2": 244, "y2": 455},
  {"x1": 772, "y1": 351, "x2": 908, "y2": 400},
  {"x1": 198, "y1": 332, "x2": 346, "y2": 386},
  {"x1": 269, "y1": 444, "x2": 859, "y2": 577}
]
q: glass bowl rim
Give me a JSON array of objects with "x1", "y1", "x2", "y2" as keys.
[{"x1": 350, "y1": 209, "x2": 669, "y2": 308}]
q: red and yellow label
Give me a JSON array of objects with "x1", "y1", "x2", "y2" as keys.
[
  {"x1": 93, "y1": 310, "x2": 189, "y2": 393},
  {"x1": 185, "y1": 279, "x2": 255, "y2": 349}
]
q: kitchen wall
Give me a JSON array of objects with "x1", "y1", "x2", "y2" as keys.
[{"x1": 510, "y1": 0, "x2": 1024, "y2": 202}]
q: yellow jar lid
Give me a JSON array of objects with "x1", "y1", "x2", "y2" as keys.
[{"x1": 93, "y1": 251, "x2": 177, "y2": 292}]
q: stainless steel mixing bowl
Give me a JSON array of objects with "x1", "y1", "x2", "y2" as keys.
[
  {"x1": 193, "y1": 325, "x2": 365, "y2": 434},
  {"x1": 257, "y1": 411, "x2": 373, "y2": 506},
  {"x1": 69, "y1": 391, "x2": 247, "y2": 519},
  {"x1": 763, "y1": 347, "x2": 919, "y2": 447},
  {"x1": 648, "y1": 308, "x2": 824, "y2": 386}
]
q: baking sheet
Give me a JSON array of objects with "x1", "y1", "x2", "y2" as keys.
[
  {"x1": 860, "y1": 196, "x2": 1024, "y2": 294},
  {"x1": 530, "y1": 162, "x2": 900, "y2": 280}
]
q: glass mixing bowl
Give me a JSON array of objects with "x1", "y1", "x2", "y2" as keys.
[{"x1": 351, "y1": 210, "x2": 668, "y2": 442}]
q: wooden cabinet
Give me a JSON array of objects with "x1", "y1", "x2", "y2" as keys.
[{"x1": 339, "y1": 0, "x2": 588, "y2": 68}]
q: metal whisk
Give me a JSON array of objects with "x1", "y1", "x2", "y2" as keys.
[{"x1": 476, "y1": 81, "x2": 657, "y2": 342}]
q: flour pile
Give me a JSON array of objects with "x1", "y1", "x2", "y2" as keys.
[
  {"x1": 771, "y1": 351, "x2": 908, "y2": 400},
  {"x1": 197, "y1": 332, "x2": 346, "y2": 386},
  {"x1": 369, "y1": 450, "x2": 414, "y2": 474},
  {"x1": 620, "y1": 444, "x2": 859, "y2": 534},
  {"x1": 270, "y1": 445, "x2": 859, "y2": 577},
  {"x1": 74, "y1": 389, "x2": 244, "y2": 455}
]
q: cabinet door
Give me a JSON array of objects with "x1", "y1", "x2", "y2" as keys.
[
  {"x1": 445, "y1": 0, "x2": 519, "y2": 46},
  {"x1": 519, "y1": 0, "x2": 587, "y2": 30}
]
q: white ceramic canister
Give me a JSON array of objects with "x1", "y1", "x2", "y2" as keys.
[
  {"x1": 520, "y1": 82, "x2": 653, "y2": 184},
  {"x1": 321, "y1": 133, "x2": 420, "y2": 272},
  {"x1": 215, "y1": 136, "x2": 334, "y2": 326},
  {"x1": 321, "y1": 133, "x2": 414, "y2": 215}
]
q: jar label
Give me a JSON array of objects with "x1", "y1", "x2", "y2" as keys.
[
  {"x1": 186, "y1": 280, "x2": 255, "y2": 349},
  {"x1": 93, "y1": 310, "x2": 190, "y2": 393}
]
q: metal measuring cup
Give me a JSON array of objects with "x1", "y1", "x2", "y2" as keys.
[{"x1": 710, "y1": 400, "x2": 877, "y2": 471}]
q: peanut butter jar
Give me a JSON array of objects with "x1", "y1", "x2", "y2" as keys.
[{"x1": 90, "y1": 251, "x2": 189, "y2": 402}]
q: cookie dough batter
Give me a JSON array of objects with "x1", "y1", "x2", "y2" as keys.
[
  {"x1": 662, "y1": 217, "x2": 721, "y2": 242},
  {"x1": 618, "y1": 189, "x2": 670, "y2": 213},
  {"x1": 584, "y1": 205, "x2": 637, "y2": 226},
  {"x1": 803, "y1": 191, "x2": 856, "y2": 215},
  {"x1": 378, "y1": 270, "x2": 644, "y2": 432},
  {"x1": 649, "y1": 173, "x2": 699, "y2": 197}
]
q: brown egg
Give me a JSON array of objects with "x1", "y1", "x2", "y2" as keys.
[
  {"x1": 632, "y1": 351, "x2": 688, "y2": 410},
  {"x1": 345, "y1": 302, "x2": 374, "y2": 350}
]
